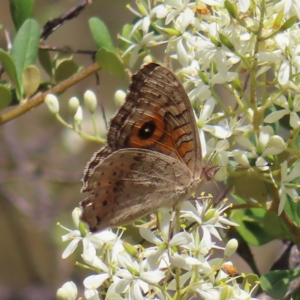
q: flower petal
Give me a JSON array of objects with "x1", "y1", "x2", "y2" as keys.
[
  {"x1": 264, "y1": 110, "x2": 289, "y2": 123},
  {"x1": 62, "y1": 238, "x2": 81, "y2": 259},
  {"x1": 83, "y1": 274, "x2": 110, "y2": 289},
  {"x1": 278, "y1": 60, "x2": 290, "y2": 85}
]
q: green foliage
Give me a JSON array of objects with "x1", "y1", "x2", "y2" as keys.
[
  {"x1": 230, "y1": 203, "x2": 273, "y2": 246},
  {"x1": 95, "y1": 48, "x2": 125, "y2": 78},
  {"x1": 89, "y1": 17, "x2": 125, "y2": 78},
  {"x1": 260, "y1": 269, "x2": 300, "y2": 298},
  {"x1": 11, "y1": 19, "x2": 40, "y2": 95},
  {"x1": 54, "y1": 60, "x2": 79, "y2": 83},
  {"x1": 22, "y1": 65, "x2": 40, "y2": 99},
  {"x1": 0, "y1": 85, "x2": 12, "y2": 109},
  {"x1": 89, "y1": 17, "x2": 115, "y2": 52},
  {"x1": 0, "y1": 49, "x2": 21, "y2": 99},
  {"x1": 9, "y1": 0, "x2": 34, "y2": 30}
]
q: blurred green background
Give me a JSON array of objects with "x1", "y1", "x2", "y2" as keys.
[{"x1": 0, "y1": 1, "x2": 133, "y2": 299}]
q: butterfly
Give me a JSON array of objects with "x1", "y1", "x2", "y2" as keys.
[{"x1": 80, "y1": 63, "x2": 217, "y2": 232}]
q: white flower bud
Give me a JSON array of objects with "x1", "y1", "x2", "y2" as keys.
[
  {"x1": 45, "y1": 94, "x2": 59, "y2": 114},
  {"x1": 269, "y1": 135, "x2": 286, "y2": 150},
  {"x1": 68, "y1": 97, "x2": 80, "y2": 116},
  {"x1": 143, "y1": 55, "x2": 153, "y2": 64},
  {"x1": 84, "y1": 90, "x2": 97, "y2": 114},
  {"x1": 290, "y1": 111, "x2": 300, "y2": 129},
  {"x1": 74, "y1": 106, "x2": 83, "y2": 125},
  {"x1": 114, "y1": 89, "x2": 126, "y2": 108},
  {"x1": 56, "y1": 281, "x2": 77, "y2": 300},
  {"x1": 263, "y1": 135, "x2": 286, "y2": 156},
  {"x1": 72, "y1": 207, "x2": 81, "y2": 228},
  {"x1": 224, "y1": 238, "x2": 238, "y2": 258},
  {"x1": 232, "y1": 149, "x2": 250, "y2": 167}
]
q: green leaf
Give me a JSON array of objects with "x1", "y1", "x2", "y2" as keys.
[
  {"x1": 281, "y1": 15, "x2": 298, "y2": 31},
  {"x1": 89, "y1": 17, "x2": 115, "y2": 52},
  {"x1": 230, "y1": 201, "x2": 272, "y2": 246},
  {"x1": 295, "y1": 135, "x2": 300, "y2": 151},
  {"x1": 22, "y1": 65, "x2": 40, "y2": 99},
  {"x1": 9, "y1": 0, "x2": 34, "y2": 31},
  {"x1": 0, "y1": 85, "x2": 12, "y2": 110},
  {"x1": 96, "y1": 48, "x2": 125, "y2": 78},
  {"x1": 260, "y1": 269, "x2": 300, "y2": 298},
  {"x1": 285, "y1": 194, "x2": 300, "y2": 226},
  {"x1": 0, "y1": 49, "x2": 21, "y2": 99},
  {"x1": 11, "y1": 19, "x2": 40, "y2": 89},
  {"x1": 54, "y1": 60, "x2": 79, "y2": 83},
  {"x1": 224, "y1": 0, "x2": 237, "y2": 18},
  {"x1": 38, "y1": 49, "x2": 53, "y2": 78},
  {"x1": 219, "y1": 33, "x2": 234, "y2": 50},
  {"x1": 263, "y1": 211, "x2": 292, "y2": 240},
  {"x1": 227, "y1": 170, "x2": 268, "y2": 204},
  {"x1": 53, "y1": 48, "x2": 73, "y2": 68}
]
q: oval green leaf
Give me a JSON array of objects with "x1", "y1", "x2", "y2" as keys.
[
  {"x1": 38, "y1": 49, "x2": 53, "y2": 78},
  {"x1": 54, "y1": 60, "x2": 79, "y2": 83},
  {"x1": 9, "y1": 0, "x2": 34, "y2": 31},
  {"x1": 0, "y1": 49, "x2": 21, "y2": 99},
  {"x1": 230, "y1": 206, "x2": 273, "y2": 246},
  {"x1": 96, "y1": 48, "x2": 125, "y2": 78},
  {"x1": 260, "y1": 269, "x2": 300, "y2": 298},
  {"x1": 22, "y1": 65, "x2": 41, "y2": 99},
  {"x1": 263, "y1": 211, "x2": 292, "y2": 240},
  {"x1": 0, "y1": 85, "x2": 12, "y2": 110},
  {"x1": 11, "y1": 19, "x2": 40, "y2": 88},
  {"x1": 89, "y1": 17, "x2": 115, "y2": 52},
  {"x1": 227, "y1": 170, "x2": 268, "y2": 204}
]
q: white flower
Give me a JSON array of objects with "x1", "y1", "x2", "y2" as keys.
[
  {"x1": 195, "y1": 98, "x2": 220, "y2": 156},
  {"x1": 115, "y1": 253, "x2": 165, "y2": 300},
  {"x1": 139, "y1": 208, "x2": 192, "y2": 268},
  {"x1": 56, "y1": 281, "x2": 78, "y2": 300},
  {"x1": 84, "y1": 289, "x2": 101, "y2": 300},
  {"x1": 180, "y1": 200, "x2": 238, "y2": 243},
  {"x1": 273, "y1": 0, "x2": 300, "y2": 19},
  {"x1": 235, "y1": 126, "x2": 285, "y2": 170},
  {"x1": 60, "y1": 208, "x2": 117, "y2": 260},
  {"x1": 278, "y1": 161, "x2": 300, "y2": 214},
  {"x1": 264, "y1": 94, "x2": 300, "y2": 129},
  {"x1": 152, "y1": 0, "x2": 196, "y2": 27},
  {"x1": 205, "y1": 138, "x2": 229, "y2": 181}
]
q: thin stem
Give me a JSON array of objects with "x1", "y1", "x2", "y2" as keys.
[
  {"x1": 55, "y1": 114, "x2": 105, "y2": 143},
  {"x1": 91, "y1": 114, "x2": 100, "y2": 137},
  {"x1": 0, "y1": 62, "x2": 101, "y2": 125}
]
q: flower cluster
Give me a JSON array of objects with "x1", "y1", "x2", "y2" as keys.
[
  {"x1": 57, "y1": 202, "x2": 258, "y2": 300},
  {"x1": 118, "y1": 0, "x2": 300, "y2": 213},
  {"x1": 51, "y1": 0, "x2": 300, "y2": 298}
]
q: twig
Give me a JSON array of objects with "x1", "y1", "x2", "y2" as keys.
[
  {"x1": 41, "y1": 0, "x2": 94, "y2": 40},
  {"x1": 39, "y1": 45, "x2": 96, "y2": 56},
  {"x1": 0, "y1": 62, "x2": 101, "y2": 124}
]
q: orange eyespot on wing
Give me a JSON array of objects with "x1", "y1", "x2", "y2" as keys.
[{"x1": 107, "y1": 63, "x2": 203, "y2": 175}]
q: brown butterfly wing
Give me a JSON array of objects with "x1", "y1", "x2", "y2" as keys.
[
  {"x1": 81, "y1": 148, "x2": 192, "y2": 232},
  {"x1": 80, "y1": 63, "x2": 212, "y2": 232},
  {"x1": 108, "y1": 63, "x2": 203, "y2": 179}
]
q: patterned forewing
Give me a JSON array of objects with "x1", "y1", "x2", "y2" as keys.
[{"x1": 108, "y1": 63, "x2": 202, "y2": 177}]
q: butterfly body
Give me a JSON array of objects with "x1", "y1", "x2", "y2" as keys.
[{"x1": 80, "y1": 63, "x2": 216, "y2": 232}]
